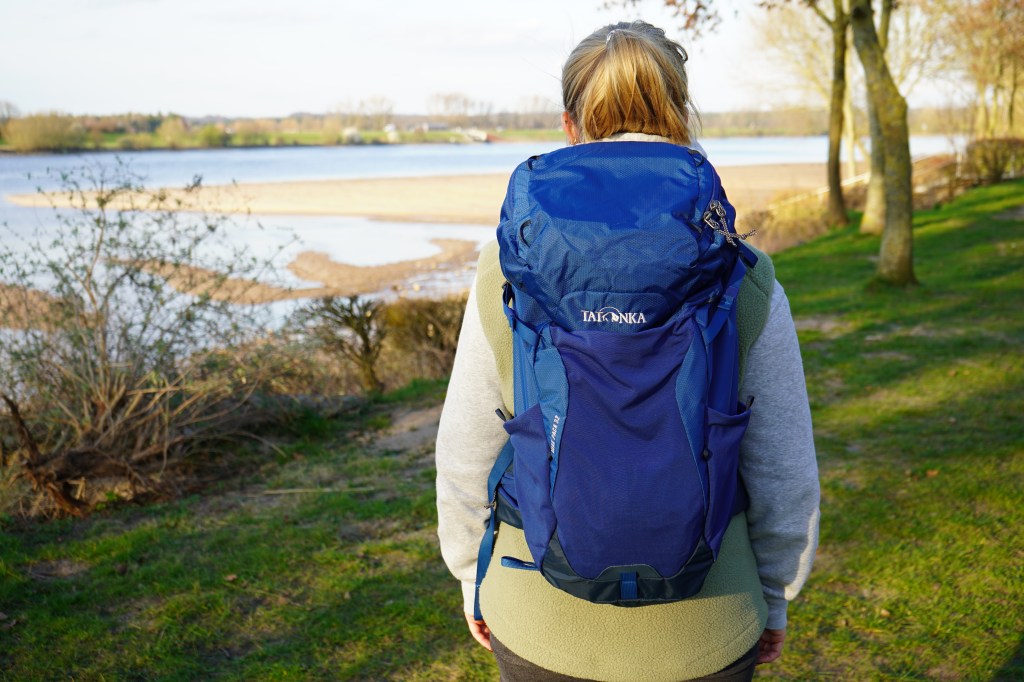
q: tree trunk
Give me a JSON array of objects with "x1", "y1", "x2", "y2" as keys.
[
  {"x1": 1009, "y1": 61, "x2": 1018, "y2": 132},
  {"x1": 859, "y1": 0, "x2": 891, "y2": 236},
  {"x1": 850, "y1": 0, "x2": 916, "y2": 286},
  {"x1": 843, "y1": 54, "x2": 858, "y2": 183},
  {"x1": 860, "y1": 98, "x2": 887, "y2": 235},
  {"x1": 826, "y1": 7, "x2": 850, "y2": 227}
]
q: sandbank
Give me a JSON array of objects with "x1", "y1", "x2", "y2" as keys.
[{"x1": 7, "y1": 163, "x2": 826, "y2": 226}]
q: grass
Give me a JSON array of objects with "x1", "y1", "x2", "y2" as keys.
[
  {"x1": 766, "y1": 179, "x2": 1024, "y2": 680},
  {"x1": 1, "y1": 182, "x2": 1023, "y2": 680},
  {"x1": 0, "y1": 380, "x2": 494, "y2": 681}
]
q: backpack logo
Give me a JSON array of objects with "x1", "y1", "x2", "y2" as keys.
[{"x1": 581, "y1": 306, "x2": 647, "y2": 324}]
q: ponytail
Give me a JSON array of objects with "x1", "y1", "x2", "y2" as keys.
[{"x1": 562, "y1": 21, "x2": 698, "y2": 145}]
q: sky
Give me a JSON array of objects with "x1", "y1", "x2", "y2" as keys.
[{"x1": 0, "y1": 0, "x2": 953, "y2": 118}]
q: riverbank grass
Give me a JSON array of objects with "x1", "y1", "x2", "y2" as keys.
[{"x1": 1, "y1": 181, "x2": 1022, "y2": 680}]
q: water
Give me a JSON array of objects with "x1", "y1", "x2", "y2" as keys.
[
  {"x1": 0, "y1": 135, "x2": 961, "y2": 194},
  {"x1": 0, "y1": 135, "x2": 962, "y2": 293}
]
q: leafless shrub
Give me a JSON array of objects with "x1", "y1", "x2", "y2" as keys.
[
  {"x1": 382, "y1": 294, "x2": 467, "y2": 380},
  {"x1": 965, "y1": 138, "x2": 1024, "y2": 184},
  {"x1": 0, "y1": 160, "x2": 291, "y2": 518},
  {"x1": 294, "y1": 296, "x2": 388, "y2": 395},
  {"x1": 745, "y1": 192, "x2": 831, "y2": 254}
]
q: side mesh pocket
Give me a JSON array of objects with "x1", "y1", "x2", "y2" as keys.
[
  {"x1": 704, "y1": 402, "x2": 751, "y2": 555},
  {"x1": 503, "y1": 403, "x2": 557, "y2": 569}
]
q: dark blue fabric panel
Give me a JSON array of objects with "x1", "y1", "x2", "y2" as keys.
[
  {"x1": 704, "y1": 403, "x2": 751, "y2": 555},
  {"x1": 504, "y1": 403, "x2": 557, "y2": 567},
  {"x1": 676, "y1": 320, "x2": 710, "y2": 512},
  {"x1": 547, "y1": 314, "x2": 704, "y2": 579}
]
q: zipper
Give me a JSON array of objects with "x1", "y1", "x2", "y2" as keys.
[{"x1": 703, "y1": 198, "x2": 736, "y2": 246}]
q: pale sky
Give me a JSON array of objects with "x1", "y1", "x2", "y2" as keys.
[{"x1": 0, "y1": 0, "x2": 951, "y2": 118}]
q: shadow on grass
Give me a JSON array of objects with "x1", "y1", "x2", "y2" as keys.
[{"x1": 992, "y1": 638, "x2": 1024, "y2": 681}]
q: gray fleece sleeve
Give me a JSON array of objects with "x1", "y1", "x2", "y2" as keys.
[
  {"x1": 435, "y1": 279, "x2": 508, "y2": 613},
  {"x1": 739, "y1": 282, "x2": 821, "y2": 630}
]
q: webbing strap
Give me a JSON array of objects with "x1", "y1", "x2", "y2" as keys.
[
  {"x1": 700, "y1": 254, "x2": 749, "y2": 348},
  {"x1": 620, "y1": 572, "x2": 639, "y2": 601},
  {"x1": 473, "y1": 438, "x2": 515, "y2": 621}
]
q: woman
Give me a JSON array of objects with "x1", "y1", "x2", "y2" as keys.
[{"x1": 436, "y1": 21, "x2": 819, "y2": 682}]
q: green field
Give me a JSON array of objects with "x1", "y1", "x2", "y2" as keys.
[{"x1": 1, "y1": 180, "x2": 1022, "y2": 680}]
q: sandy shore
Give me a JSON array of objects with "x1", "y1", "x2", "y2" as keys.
[
  {"x1": 7, "y1": 163, "x2": 826, "y2": 225},
  {"x1": 5, "y1": 163, "x2": 827, "y2": 304}
]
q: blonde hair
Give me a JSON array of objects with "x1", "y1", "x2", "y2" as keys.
[{"x1": 562, "y1": 21, "x2": 698, "y2": 145}]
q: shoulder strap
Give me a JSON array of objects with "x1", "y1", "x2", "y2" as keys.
[
  {"x1": 475, "y1": 241, "x2": 515, "y2": 414},
  {"x1": 735, "y1": 244, "x2": 775, "y2": 380}
]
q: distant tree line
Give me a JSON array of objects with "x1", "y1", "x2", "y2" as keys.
[{"x1": 0, "y1": 99, "x2": 974, "y2": 154}]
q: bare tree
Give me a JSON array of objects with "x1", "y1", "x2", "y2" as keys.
[
  {"x1": 850, "y1": 0, "x2": 915, "y2": 285},
  {"x1": 941, "y1": 0, "x2": 1024, "y2": 139},
  {"x1": 361, "y1": 96, "x2": 395, "y2": 131},
  {"x1": 427, "y1": 93, "x2": 481, "y2": 127},
  {"x1": 298, "y1": 296, "x2": 388, "y2": 395},
  {"x1": 515, "y1": 95, "x2": 562, "y2": 129},
  {"x1": 0, "y1": 100, "x2": 19, "y2": 125},
  {"x1": 756, "y1": 5, "x2": 862, "y2": 179},
  {"x1": 616, "y1": 0, "x2": 918, "y2": 286},
  {"x1": 858, "y1": 0, "x2": 951, "y2": 235},
  {"x1": 790, "y1": 0, "x2": 851, "y2": 227},
  {"x1": 617, "y1": 0, "x2": 851, "y2": 226}
]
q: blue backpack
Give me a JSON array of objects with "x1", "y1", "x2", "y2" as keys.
[{"x1": 474, "y1": 141, "x2": 757, "y2": 620}]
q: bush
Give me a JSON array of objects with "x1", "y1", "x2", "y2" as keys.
[
  {"x1": 292, "y1": 294, "x2": 469, "y2": 396},
  {"x1": 744, "y1": 192, "x2": 831, "y2": 254},
  {"x1": 233, "y1": 121, "x2": 269, "y2": 147},
  {"x1": 156, "y1": 116, "x2": 188, "y2": 149},
  {"x1": 2, "y1": 113, "x2": 86, "y2": 152},
  {"x1": 0, "y1": 161, "x2": 288, "y2": 517},
  {"x1": 117, "y1": 133, "x2": 153, "y2": 151},
  {"x1": 383, "y1": 295, "x2": 467, "y2": 379},
  {"x1": 295, "y1": 296, "x2": 388, "y2": 395},
  {"x1": 965, "y1": 138, "x2": 1024, "y2": 184},
  {"x1": 197, "y1": 124, "x2": 229, "y2": 148}
]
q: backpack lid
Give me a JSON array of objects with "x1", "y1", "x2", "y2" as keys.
[{"x1": 497, "y1": 141, "x2": 744, "y2": 331}]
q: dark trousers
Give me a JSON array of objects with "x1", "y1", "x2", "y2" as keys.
[{"x1": 491, "y1": 636, "x2": 758, "y2": 682}]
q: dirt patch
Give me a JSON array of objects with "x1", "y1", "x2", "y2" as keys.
[
  {"x1": 995, "y1": 205, "x2": 1024, "y2": 221},
  {"x1": 287, "y1": 238, "x2": 479, "y2": 299},
  {"x1": 373, "y1": 404, "x2": 443, "y2": 454},
  {"x1": 129, "y1": 237, "x2": 479, "y2": 304},
  {"x1": 26, "y1": 558, "x2": 90, "y2": 580},
  {"x1": 865, "y1": 323, "x2": 966, "y2": 343},
  {"x1": 794, "y1": 315, "x2": 854, "y2": 339},
  {"x1": 861, "y1": 351, "x2": 914, "y2": 362}
]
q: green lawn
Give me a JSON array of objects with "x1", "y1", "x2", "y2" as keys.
[{"x1": 1, "y1": 181, "x2": 1022, "y2": 680}]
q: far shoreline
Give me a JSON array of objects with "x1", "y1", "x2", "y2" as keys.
[{"x1": 0, "y1": 130, "x2": 887, "y2": 157}]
